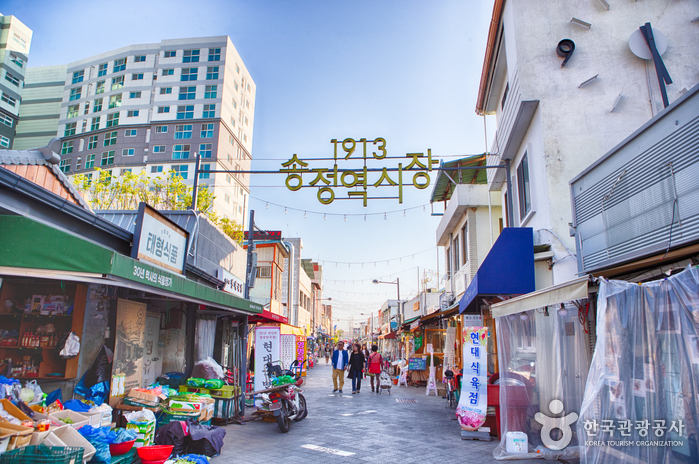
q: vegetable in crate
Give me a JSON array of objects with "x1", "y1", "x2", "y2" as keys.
[
  {"x1": 187, "y1": 378, "x2": 205, "y2": 387},
  {"x1": 271, "y1": 375, "x2": 295, "y2": 386},
  {"x1": 61, "y1": 416, "x2": 75, "y2": 424}
]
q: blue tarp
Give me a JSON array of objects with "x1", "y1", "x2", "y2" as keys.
[{"x1": 459, "y1": 228, "x2": 535, "y2": 314}]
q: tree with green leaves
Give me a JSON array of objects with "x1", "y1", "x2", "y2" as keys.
[{"x1": 71, "y1": 168, "x2": 243, "y2": 243}]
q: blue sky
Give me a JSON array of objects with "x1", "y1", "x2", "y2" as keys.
[{"x1": 10, "y1": 0, "x2": 496, "y2": 330}]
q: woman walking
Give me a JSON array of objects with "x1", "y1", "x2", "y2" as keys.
[
  {"x1": 324, "y1": 343, "x2": 331, "y2": 365},
  {"x1": 367, "y1": 345, "x2": 383, "y2": 392},
  {"x1": 348, "y1": 343, "x2": 365, "y2": 394},
  {"x1": 361, "y1": 344, "x2": 370, "y2": 378}
]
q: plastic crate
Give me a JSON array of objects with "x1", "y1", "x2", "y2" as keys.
[
  {"x1": 208, "y1": 385, "x2": 239, "y2": 398},
  {"x1": 178, "y1": 386, "x2": 209, "y2": 395},
  {"x1": 0, "y1": 445, "x2": 84, "y2": 464},
  {"x1": 110, "y1": 448, "x2": 138, "y2": 464}
]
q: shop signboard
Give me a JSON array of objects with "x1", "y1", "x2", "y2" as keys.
[
  {"x1": 132, "y1": 203, "x2": 189, "y2": 274},
  {"x1": 295, "y1": 335, "x2": 307, "y2": 376},
  {"x1": 409, "y1": 357, "x2": 426, "y2": 370},
  {"x1": 410, "y1": 320, "x2": 420, "y2": 331},
  {"x1": 280, "y1": 334, "x2": 296, "y2": 371},
  {"x1": 456, "y1": 327, "x2": 488, "y2": 431},
  {"x1": 462, "y1": 314, "x2": 483, "y2": 327},
  {"x1": 216, "y1": 269, "x2": 245, "y2": 298},
  {"x1": 254, "y1": 326, "x2": 280, "y2": 393}
]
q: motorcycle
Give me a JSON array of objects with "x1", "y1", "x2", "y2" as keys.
[{"x1": 247, "y1": 360, "x2": 308, "y2": 433}]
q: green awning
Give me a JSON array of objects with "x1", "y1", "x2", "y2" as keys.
[
  {"x1": 402, "y1": 316, "x2": 421, "y2": 326},
  {"x1": 0, "y1": 215, "x2": 262, "y2": 314},
  {"x1": 430, "y1": 155, "x2": 488, "y2": 203}
]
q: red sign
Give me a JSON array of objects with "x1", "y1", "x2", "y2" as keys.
[
  {"x1": 244, "y1": 230, "x2": 282, "y2": 241},
  {"x1": 249, "y1": 309, "x2": 289, "y2": 324}
]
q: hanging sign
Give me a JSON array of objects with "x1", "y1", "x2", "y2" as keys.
[
  {"x1": 254, "y1": 326, "x2": 280, "y2": 393},
  {"x1": 132, "y1": 202, "x2": 189, "y2": 274},
  {"x1": 295, "y1": 335, "x2": 307, "y2": 377},
  {"x1": 456, "y1": 327, "x2": 488, "y2": 431},
  {"x1": 280, "y1": 138, "x2": 438, "y2": 206}
]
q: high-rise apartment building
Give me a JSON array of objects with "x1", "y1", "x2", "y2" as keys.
[
  {"x1": 25, "y1": 36, "x2": 255, "y2": 224},
  {"x1": 0, "y1": 13, "x2": 32, "y2": 149}
]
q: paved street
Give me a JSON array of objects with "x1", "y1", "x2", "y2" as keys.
[{"x1": 217, "y1": 363, "x2": 543, "y2": 463}]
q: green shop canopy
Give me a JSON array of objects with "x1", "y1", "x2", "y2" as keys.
[{"x1": 0, "y1": 215, "x2": 262, "y2": 315}]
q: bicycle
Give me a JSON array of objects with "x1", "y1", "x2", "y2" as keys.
[{"x1": 443, "y1": 368, "x2": 460, "y2": 409}]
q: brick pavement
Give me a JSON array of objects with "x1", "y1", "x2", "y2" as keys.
[{"x1": 215, "y1": 363, "x2": 546, "y2": 463}]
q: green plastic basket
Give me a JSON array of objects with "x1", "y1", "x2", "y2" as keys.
[{"x1": 0, "y1": 445, "x2": 84, "y2": 464}]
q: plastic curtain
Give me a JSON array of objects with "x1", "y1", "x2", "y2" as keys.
[
  {"x1": 577, "y1": 266, "x2": 699, "y2": 464},
  {"x1": 493, "y1": 302, "x2": 591, "y2": 460},
  {"x1": 195, "y1": 317, "x2": 217, "y2": 362}
]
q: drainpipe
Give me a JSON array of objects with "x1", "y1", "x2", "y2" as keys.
[{"x1": 282, "y1": 241, "x2": 295, "y2": 323}]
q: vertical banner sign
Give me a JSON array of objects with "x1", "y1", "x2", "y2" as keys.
[
  {"x1": 254, "y1": 327, "x2": 280, "y2": 394},
  {"x1": 456, "y1": 327, "x2": 488, "y2": 431},
  {"x1": 280, "y1": 335, "x2": 296, "y2": 370},
  {"x1": 295, "y1": 335, "x2": 307, "y2": 377}
]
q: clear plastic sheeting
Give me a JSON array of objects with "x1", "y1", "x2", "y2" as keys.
[
  {"x1": 578, "y1": 266, "x2": 699, "y2": 464},
  {"x1": 494, "y1": 302, "x2": 591, "y2": 460},
  {"x1": 195, "y1": 316, "x2": 216, "y2": 361}
]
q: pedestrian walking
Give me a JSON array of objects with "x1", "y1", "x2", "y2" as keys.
[
  {"x1": 324, "y1": 343, "x2": 332, "y2": 364},
  {"x1": 367, "y1": 345, "x2": 383, "y2": 392},
  {"x1": 348, "y1": 343, "x2": 365, "y2": 394},
  {"x1": 361, "y1": 343, "x2": 370, "y2": 378},
  {"x1": 331, "y1": 341, "x2": 349, "y2": 393}
]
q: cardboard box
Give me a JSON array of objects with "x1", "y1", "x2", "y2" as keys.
[
  {"x1": 127, "y1": 389, "x2": 164, "y2": 404},
  {"x1": 167, "y1": 399, "x2": 201, "y2": 414},
  {"x1": 52, "y1": 424, "x2": 97, "y2": 462},
  {"x1": 0, "y1": 423, "x2": 33, "y2": 451},
  {"x1": 126, "y1": 419, "x2": 155, "y2": 448},
  {"x1": 48, "y1": 410, "x2": 89, "y2": 429},
  {"x1": 30, "y1": 429, "x2": 67, "y2": 447},
  {"x1": 0, "y1": 398, "x2": 32, "y2": 422},
  {"x1": 199, "y1": 398, "x2": 215, "y2": 422}
]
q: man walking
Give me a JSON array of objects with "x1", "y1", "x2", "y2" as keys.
[{"x1": 331, "y1": 341, "x2": 349, "y2": 393}]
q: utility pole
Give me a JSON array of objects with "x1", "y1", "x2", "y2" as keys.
[
  {"x1": 240, "y1": 209, "x2": 255, "y2": 417},
  {"x1": 189, "y1": 152, "x2": 201, "y2": 211}
]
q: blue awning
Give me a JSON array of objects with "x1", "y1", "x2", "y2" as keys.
[{"x1": 459, "y1": 228, "x2": 535, "y2": 314}]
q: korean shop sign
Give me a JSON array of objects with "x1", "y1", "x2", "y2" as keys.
[
  {"x1": 280, "y1": 138, "x2": 438, "y2": 206},
  {"x1": 456, "y1": 327, "x2": 488, "y2": 431},
  {"x1": 132, "y1": 202, "x2": 189, "y2": 274}
]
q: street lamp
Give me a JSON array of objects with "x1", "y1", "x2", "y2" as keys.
[{"x1": 372, "y1": 278, "x2": 401, "y2": 328}]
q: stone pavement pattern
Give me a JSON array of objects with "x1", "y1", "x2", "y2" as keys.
[{"x1": 216, "y1": 363, "x2": 545, "y2": 463}]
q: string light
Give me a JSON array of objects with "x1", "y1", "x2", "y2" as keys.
[
  {"x1": 364, "y1": 215, "x2": 367, "y2": 222},
  {"x1": 403, "y1": 210, "x2": 406, "y2": 217},
  {"x1": 384, "y1": 213, "x2": 387, "y2": 220},
  {"x1": 304, "y1": 211, "x2": 307, "y2": 218},
  {"x1": 344, "y1": 215, "x2": 347, "y2": 222},
  {"x1": 323, "y1": 213, "x2": 326, "y2": 221},
  {"x1": 265, "y1": 202, "x2": 269, "y2": 209},
  {"x1": 284, "y1": 207, "x2": 287, "y2": 214},
  {"x1": 250, "y1": 195, "x2": 428, "y2": 218}
]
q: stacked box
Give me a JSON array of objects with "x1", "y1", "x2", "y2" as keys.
[
  {"x1": 126, "y1": 419, "x2": 155, "y2": 448},
  {"x1": 0, "y1": 423, "x2": 32, "y2": 451},
  {"x1": 198, "y1": 397, "x2": 215, "y2": 422}
]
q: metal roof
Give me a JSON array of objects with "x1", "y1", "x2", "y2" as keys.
[
  {"x1": 429, "y1": 155, "x2": 488, "y2": 203},
  {"x1": 94, "y1": 209, "x2": 199, "y2": 233}
]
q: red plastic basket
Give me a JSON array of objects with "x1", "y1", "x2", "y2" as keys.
[
  {"x1": 136, "y1": 445, "x2": 173, "y2": 462},
  {"x1": 109, "y1": 439, "x2": 135, "y2": 456}
]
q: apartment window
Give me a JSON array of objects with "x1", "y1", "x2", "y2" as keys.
[
  {"x1": 101, "y1": 151, "x2": 115, "y2": 166},
  {"x1": 257, "y1": 267, "x2": 272, "y2": 278},
  {"x1": 230, "y1": 117, "x2": 235, "y2": 127},
  {"x1": 125, "y1": 129, "x2": 137, "y2": 137},
  {"x1": 172, "y1": 144, "x2": 190, "y2": 159},
  {"x1": 501, "y1": 83, "x2": 509, "y2": 110},
  {"x1": 67, "y1": 104, "x2": 79, "y2": 118},
  {"x1": 206, "y1": 66, "x2": 219, "y2": 80},
  {"x1": 243, "y1": 133, "x2": 247, "y2": 142},
  {"x1": 76, "y1": 157, "x2": 82, "y2": 171},
  {"x1": 129, "y1": 91, "x2": 142, "y2": 98},
  {"x1": 71, "y1": 70, "x2": 84, "y2": 84},
  {"x1": 200, "y1": 123, "x2": 214, "y2": 138},
  {"x1": 113, "y1": 58, "x2": 126, "y2": 73},
  {"x1": 91, "y1": 117, "x2": 100, "y2": 131},
  {"x1": 244, "y1": 116, "x2": 248, "y2": 126},
  {"x1": 164, "y1": 50, "x2": 176, "y2": 58},
  {"x1": 104, "y1": 131, "x2": 117, "y2": 146},
  {"x1": 160, "y1": 87, "x2": 172, "y2": 95},
  {"x1": 199, "y1": 163, "x2": 210, "y2": 179},
  {"x1": 59, "y1": 159, "x2": 71, "y2": 173},
  {"x1": 461, "y1": 222, "x2": 469, "y2": 265},
  {"x1": 183, "y1": 49, "x2": 200, "y2": 63},
  {"x1": 88, "y1": 135, "x2": 98, "y2": 149},
  {"x1": 204, "y1": 85, "x2": 217, "y2": 99},
  {"x1": 85, "y1": 154, "x2": 95, "y2": 169},
  {"x1": 224, "y1": 194, "x2": 230, "y2": 203},
  {"x1": 109, "y1": 94, "x2": 122, "y2": 109},
  {"x1": 151, "y1": 165, "x2": 164, "y2": 173},
  {"x1": 132, "y1": 73, "x2": 144, "y2": 80},
  {"x1": 122, "y1": 148, "x2": 135, "y2": 156},
  {"x1": 232, "y1": 99, "x2": 237, "y2": 109},
  {"x1": 10, "y1": 53, "x2": 23, "y2": 68},
  {"x1": 0, "y1": 135, "x2": 9, "y2": 148},
  {"x1": 452, "y1": 237, "x2": 460, "y2": 270},
  {"x1": 92, "y1": 98, "x2": 102, "y2": 112},
  {"x1": 5, "y1": 71, "x2": 20, "y2": 87},
  {"x1": 111, "y1": 75, "x2": 124, "y2": 91},
  {"x1": 0, "y1": 114, "x2": 12, "y2": 127},
  {"x1": 61, "y1": 140, "x2": 74, "y2": 155},
  {"x1": 157, "y1": 106, "x2": 170, "y2": 114},
  {"x1": 176, "y1": 105, "x2": 193, "y2": 119},
  {"x1": 446, "y1": 246, "x2": 451, "y2": 277},
  {"x1": 180, "y1": 68, "x2": 197, "y2": 82},
  {"x1": 64, "y1": 122, "x2": 77, "y2": 136},
  {"x1": 517, "y1": 152, "x2": 532, "y2": 220},
  {"x1": 95, "y1": 80, "x2": 105, "y2": 94},
  {"x1": 97, "y1": 63, "x2": 108, "y2": 77},
  {"x1": 134, "y1": 55, "x2": 146, "y2": 62},
  {"x1": 175, "y1": 124, "x2": 192, "y2": 139},
  {"x1": 121, "y1": 168, "x2": 132, "y2": 175},
  {"x1": 208, "y1": 48, "x2": 221, "y2": 61},
  {"x1": 162, "y1": 69, "x2": 174, "y2": 76},
  {"x1": 83, "y1": 102, "x2": 90, "y2": 115},
  {"x1": 155, "y1": 125, "x2": 168, "y2": 133},
  {"x1": 203, "y1": 104, "x2": 215, "y2": 118},
  {"x1": 153, "y1": 145, "x2": 165, "y2": 153},
  {"x1": 106, "y1": 112, "x2": 119, "y2": 127},
  {"x1": 199, "y1": 143, "x2": 212, "y2": 158},
  {"x1": 235, "y1": 64, "x2": 240, "y2": 74},
  {"x1": 127, "y1": 110, "x2": 139, "y2": 117},
  {"x1": 179, "y1": 86, "x2": 196, "y2": 100},
  {"x1": 172, "y1": 165, "x2": 188, "y2": 179},
  {"x1": 2, "y1": 93, "x2": 17, "y2": 107},
  {"x1": 246, "y1": 100, "x2": 250, "y2": 109},
  {"x1": 226, "y1": 174, "x2": 231, "y2": 184}
]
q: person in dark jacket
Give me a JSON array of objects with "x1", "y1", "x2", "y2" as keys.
[{"x1": 348, "y1": 343, "x2": 366, "y2": 394}]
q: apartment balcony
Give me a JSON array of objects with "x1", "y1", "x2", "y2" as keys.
[{"x1": 436, "y1": 184, "x2": 492, "y2": 246}]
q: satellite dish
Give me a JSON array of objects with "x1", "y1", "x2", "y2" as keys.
[{"x1": 629, "y1": 27, "x2": 667, "y2": 60}]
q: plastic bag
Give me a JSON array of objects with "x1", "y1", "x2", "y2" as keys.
[
  {"x1": 125, "y1": 407, "x2": 156, "y2": 424},
  {"x1": 204, "y1": 379, "x2": 223, "y2": 390},
  {"x1": 59, "y1": 332, "x2": 80, "y2": 358},
  {"x1": 74, "y1": 345, "x2": 113, "y2": 406},
  {"x1": 187, "y1": 378, "x2": 205, "y2": 387},
  {"x1": 79, "y1": 425, "x2": 117, "y2": 464},
  {"x1": 113, "y1": 428, "x2": 137, "y2": 444},
  {"x1": 190, "y1": 357, "x2": 223, "y2": 380},
  {"x1": 64, "y1": 399, "x2": 91, "y2": 413}
]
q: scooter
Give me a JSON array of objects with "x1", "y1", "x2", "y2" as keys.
[{"x1": 247, "y1": 360, "x2": 308, "y2": 433}]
